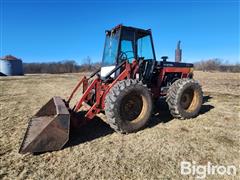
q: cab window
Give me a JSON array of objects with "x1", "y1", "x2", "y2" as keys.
[
  {"x1": 137, "y1": 35, "x2": 154, "y2": 60},
  {"x1": 121, "y1": 40, "x2": 134, "y2": 63}
]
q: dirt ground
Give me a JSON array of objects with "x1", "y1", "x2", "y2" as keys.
[{"x1": 0, "y1": 71, "x2": 239, "y2": 179}]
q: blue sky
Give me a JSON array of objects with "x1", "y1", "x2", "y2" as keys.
[{"x1": 0, "y1": 0, "x2": 239, "y2": 64}]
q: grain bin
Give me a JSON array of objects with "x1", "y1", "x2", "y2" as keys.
[{"x1": 0, "y1": 55, "x2": 24, "y2": 76}]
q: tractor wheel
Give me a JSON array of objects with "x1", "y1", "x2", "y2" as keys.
[
  {"x1": 166, "y1": 78, "x2": 203, "y2": 119},
  {"x1": 105, "y1": 79, "x2": 152, "y2": 133}
]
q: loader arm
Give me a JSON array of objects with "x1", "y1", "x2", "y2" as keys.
[{"x1": 68, "y1": 60, "x2": 132, "y2": 118}]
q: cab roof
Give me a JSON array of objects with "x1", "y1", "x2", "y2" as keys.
[{"x1": 107, "y1": 24, "x2": 152, "y2": 37}]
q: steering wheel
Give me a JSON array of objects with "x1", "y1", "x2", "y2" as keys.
[
  {"x1": 118, "y1": 51, "x2": 134, "y2": 61},
  {"x1": 119, "y1": 51, "x2": 128, "y2": 61}
]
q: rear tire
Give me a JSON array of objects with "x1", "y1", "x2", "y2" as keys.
[
  {"x1": 166, "y1": 78, "x2": 203, "y2": 119},
  {"x1": 105, "y1": 79, "x2": 152, "y2": 133}
]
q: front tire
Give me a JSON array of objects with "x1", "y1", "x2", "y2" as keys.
[
  {"x1": 166, "y1": 78, "x2": 203, "y2": 119},
  {"x1": 105, "y1": 79, "x2": 152, "y2": 133}
]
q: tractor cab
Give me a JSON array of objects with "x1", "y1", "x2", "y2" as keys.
[{"x1": 101, "y1": 25, "x2": 156, "y2": 81}]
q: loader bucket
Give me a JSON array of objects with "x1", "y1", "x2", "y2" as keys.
[{"x1": 19, "y1": 96, "x2": 70, "y2": 154}]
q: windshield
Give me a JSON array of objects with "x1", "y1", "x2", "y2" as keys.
[{"x1": 102, "y1": 30, "x2": 120, "y2": 66}]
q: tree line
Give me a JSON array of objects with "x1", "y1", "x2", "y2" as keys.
[
  {"x1": 23, "y1": 58, "x2": 240, "y2": 74},
  {"x1": 194, "y1": 58, "x2": 240, "y2": 72},
  {"x1": 23, "y1": 59, "x2": 101, "y2": 74}
]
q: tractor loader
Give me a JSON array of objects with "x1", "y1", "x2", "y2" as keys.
[{"x1": 19, "y1": 25, "x2": 203, "y2": 154}]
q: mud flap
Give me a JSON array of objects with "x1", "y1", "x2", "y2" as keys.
[{"x1": 19, "y1": 96, "x2": 70, "y2": 154}]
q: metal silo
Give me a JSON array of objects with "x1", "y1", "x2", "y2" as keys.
[{"x1": 0, "y1": 55, "x2": 24, "y2": 76}]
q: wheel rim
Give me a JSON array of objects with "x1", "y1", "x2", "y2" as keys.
[
  {"x1": 180, "y1": 87, "x2": 200, "y2": 112},
  {"x1": 119, "y1": 91, "x2": 148, "y2": 123}
]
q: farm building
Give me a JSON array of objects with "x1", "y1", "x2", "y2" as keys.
[{"x1": 0, "y1": 55, "x2": 24, "y2": 76}]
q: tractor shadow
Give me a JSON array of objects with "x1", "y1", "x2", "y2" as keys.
[
  {"x1": 147, "y1": 95, "x2": 214, "y2": 128},
  {"x1": 64, "y1": 116, "x2": 114, "y2": 149},
  {"x1": 201, "y1": 95, "x2": 214, "y2": 114},
  {"x1": 64, "y1": 95, "x2": 214, "y2": 149}
]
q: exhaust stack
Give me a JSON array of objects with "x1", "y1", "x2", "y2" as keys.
[{"x1": 175, "y1": 40, "x2": 182, "y2": 62}]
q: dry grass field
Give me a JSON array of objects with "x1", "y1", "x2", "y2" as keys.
[{"x1": 0, "y1": 71, "x2": 239, "y2": 179}]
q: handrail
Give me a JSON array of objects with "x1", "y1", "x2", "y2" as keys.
[
  {"x1": 87, "y1": 68, "x2": 101, "y2": 80},
  {"x1": 103, "y1": 60, "x2": 127, "y2": 83}
]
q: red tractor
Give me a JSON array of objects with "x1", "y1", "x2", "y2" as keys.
[{"x1": 19, "y1": 25, "x2": 203, "y2": 154}]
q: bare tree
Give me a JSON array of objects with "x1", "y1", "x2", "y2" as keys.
[{"x1": 194, "y1": 58, "x2": 240, "y2": 72}]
